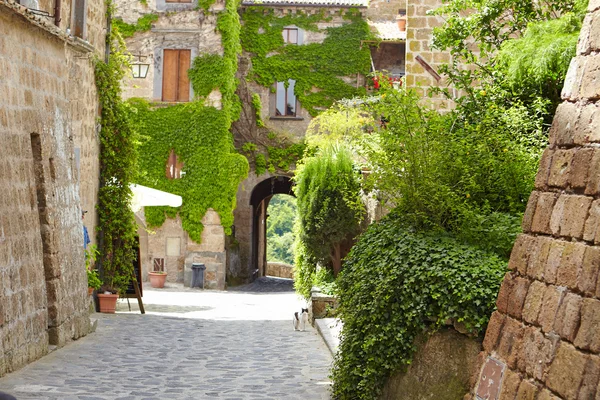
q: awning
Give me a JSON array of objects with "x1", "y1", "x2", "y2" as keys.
[{"x1": 129, "y1": 184, "x2": 182, "y2": 212}]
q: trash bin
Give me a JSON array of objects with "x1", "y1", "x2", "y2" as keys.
[{"x1": 191, "y1": 263, "x2": 206, "y2": 288}]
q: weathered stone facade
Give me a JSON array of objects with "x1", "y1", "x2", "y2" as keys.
[
  {"x1": 0, "y1": 0, "x2": 104, "y2": 377},
  {"x1": 468, "y1": 3, "x2": 600, "y2": 399}
]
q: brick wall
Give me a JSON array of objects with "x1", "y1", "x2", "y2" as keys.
[
  {"x1": 0, "y1": 0, "x2": 104, "y2": 377},
  {"x1": 469, "y1": 2, "x2": 600, "y2": 399},
  {"x1": 405, "y1": 0, "x2": 452, "y2": 111}
]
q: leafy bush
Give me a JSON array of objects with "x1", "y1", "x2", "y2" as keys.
[
  {"x1": 293, "y1": 145, "x2": 364, "y2": 282},
  {"x1": 267, "y1": 195, "x2": 297, "y2": 265},
  {"x1": 331, "y1": 216, "x2": 506, "y2": 399}
]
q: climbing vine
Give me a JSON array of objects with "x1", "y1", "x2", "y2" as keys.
[
  {"x1": 241, "y1": 8, "x2": 373, "y2": 116},
  {"x1": 112, "y1": 13, "x2": 158, "y2": 38},
  {"x1": 131, "y1": 0, "x2": 248, "y2": 241},
  {"x1": 94, "y1": 9, "x2": 139, "y2": 294}
]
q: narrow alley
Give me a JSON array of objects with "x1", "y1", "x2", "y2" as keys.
[{"x1": 0, "y1": 278, "x2": 332, "y2": 400}]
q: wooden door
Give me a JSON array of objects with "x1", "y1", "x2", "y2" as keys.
[{"x1": 162, "y1": 49, "x2": 191, "y2": 102}]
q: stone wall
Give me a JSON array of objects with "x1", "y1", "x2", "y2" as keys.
[
  {"x1": 405, "y1": 0, "x2": 452, "y2": 111},
  {"x1": 266, "y1": 262, "x2": 294, "y2": 279},
  {"x1": 468, "y1": 3, "x2": 600, "y2": 399},
  {"x1": 0, "y1": 0, "x2": 104, "y2": 377},
  {"x1": 382, "y1": 329, "x2": 482, "y2": 400}
]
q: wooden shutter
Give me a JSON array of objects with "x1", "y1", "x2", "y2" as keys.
[
  {"x1": 177, "y1": 50, "x2": 191, "y2": 102},
  {"x1": 162, "y1": 49, "x2": 191, "y2": 102},
  {"x1": 162, "y1": 50, "x2": 179, "y2": 102}
]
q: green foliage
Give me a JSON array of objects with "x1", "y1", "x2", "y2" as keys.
[
  {"x1": 255, "y1": 153, "x2": 267, "y2": 175},
  {"x1": 112, "y1": 13, "x2": 158, "y2": 39},
  {"x1": 266, "y1": 142, "x2": 306, "y2": 173},
  {"x1": 189, "y1": 54, "x2": 228, "y2": 98},
  {"x1": 241, "y1": 9, "x2": 372, "y2": 116},
  {"x1": 130, "y1": 100, "x2": 248, "y2": 241},
  {"x1": 497, "y1": 12, "x2": 583, "y2": 105},
  {"x1": 133, "y1": 0, "x2": 248, "y2": 240},
  {"x1": 293, "y1": 144, "x2": 364, "y2": 294},
  {"x1": 86, "y1": 269, "x2": 102, "y2": 290},
  {"x1": 197, "y1": 0, "x2": 216, "y2": 11},
  {"x1": 331, "y1": 216, "x2": 506, "y2": 399},
  {"x1": 251, "y1": 93, "x2": 265, "y2": 127},
  {"x1": 94, "y1": 24, "x2": 139, "y2": 294},
  {"x1": 313, "y1": 267, "x2": 336, "y2": 296},
  {"x1": 266, "y1": 195, "x2": 298, "y2": 265},
  {"x1": 84, "y1": 244, "x2": 99, "y2": 270}
]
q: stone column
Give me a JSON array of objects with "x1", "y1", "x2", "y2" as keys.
[{"x1": 469, "y1": 3, "x2": 600, "y2": 399}]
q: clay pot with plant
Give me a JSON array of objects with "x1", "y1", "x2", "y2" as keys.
[{"x1": 148, "y1": 270, "x2": 168, "y2": 288}]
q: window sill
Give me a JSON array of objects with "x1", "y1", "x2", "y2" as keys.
[{"x1": 269, "y1": 116, "x2": 304, "y2": 121}]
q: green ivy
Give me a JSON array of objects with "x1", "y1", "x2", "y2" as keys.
[
  {"x1": 331, "y1": 215, "x2": 506, "y2": 399},
  {"x1": 197, "y1": 0, "x2": 216, "y2": 11},
  {"x1": 241, "y1": 8, "x2": 373, "y2": 116},
  {"x1": 112, "y1": 13, "x2": 159, "y2": 39},
  {"x1": 94, "y1": 12, "x2": 139, "y2": 294},
  {"x1": 131, "y1": 0, "x2": 248, "y2": 241},
  {"x1": 251, "y1": 93, "x2": 265, "y2": 127}
]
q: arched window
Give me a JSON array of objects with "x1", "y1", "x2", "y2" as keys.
[{"x1": 166, "y1": 149, "x2": 184, "y2": 179}]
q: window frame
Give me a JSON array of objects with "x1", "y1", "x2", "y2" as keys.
[
  {"x1": 273, "y1": 80, "x2": 298, "y2": 118},
  {"x1": 282, "y1": 27, "x2": 299, "y2": 44}
]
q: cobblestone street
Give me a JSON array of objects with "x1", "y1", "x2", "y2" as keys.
[{"x1": 0, "y1": 278, "x2": 332, "y2": 400}]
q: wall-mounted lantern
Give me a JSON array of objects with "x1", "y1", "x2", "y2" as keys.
[{"x1": 131, "y1": 54, "x2": 150, "y2": 79}]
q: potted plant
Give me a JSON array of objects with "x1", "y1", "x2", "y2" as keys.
[
  {"x1": 148, "y1": 269, "x2": 167, "y2": 288},
  {"x1": 87, "y1": 269, "x2": 102, "y2": 295},
  {"x1": 396, "y1": 13, "x2": 407, "y2": 32}
]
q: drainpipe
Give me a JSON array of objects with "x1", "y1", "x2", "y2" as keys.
[{"x1": 53, "y1": 0, "x2": 60, "y2": 26}]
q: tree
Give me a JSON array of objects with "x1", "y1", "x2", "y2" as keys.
[
  {"x1": 293, "y1": 145, "x2": 364, "y2": 277},
  {"x1": 266, "y1": 195, "x2": 297, "y2": 265}
]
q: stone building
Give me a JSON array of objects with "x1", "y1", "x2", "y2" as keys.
[
  {"x1": 468, "y1": 1, "x2": 600, "y2": 398},
  {"x1": 114, "y1": 0, "x2": 455, "y2": 288},
  {"x1": 0, "y1": 0, "x2": 105, "y2": 377}
]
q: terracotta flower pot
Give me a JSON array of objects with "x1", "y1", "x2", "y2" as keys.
[
  {"x1": 97, "y1": 293, "x2": 119, "y2": 313},
  {"x1": 148, "y1": 272, "x2": 167, "y2": 288},
  {"x1": 88, "y1": 287, "x2": 94, "y2": 296},
  {"x1": 396, "y1": 15, "x2": 407, "y2": 32}
]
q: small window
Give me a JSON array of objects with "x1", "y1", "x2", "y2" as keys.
[
  {"x1": 162, "y1": 49, "x2": 191, "y2": 102},
  {"x1": 282, "y1": 28, "x2": 298, "y2": 44},
  {"x1": 166, "y1": 149, "x2": 184, "y2": 179},
  {"x1": 275, "y1": 80, "x2": 297, "y2": 117}
]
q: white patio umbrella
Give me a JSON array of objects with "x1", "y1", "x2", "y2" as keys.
[{"x1": 129, "y1": 184, "x2": 182, "y2": 212}]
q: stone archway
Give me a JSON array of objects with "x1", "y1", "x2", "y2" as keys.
[{"x1": 228, "y1": 174, "x2": 294, "y2": 286}]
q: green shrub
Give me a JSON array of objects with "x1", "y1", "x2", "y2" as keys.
[{"x1": 331, "y1": 215, "x2": 506, "y2": 399}]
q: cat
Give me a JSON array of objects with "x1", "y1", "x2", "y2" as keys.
[{"x1": 293, "y1": 308, "x2": 309, "y2": 331}]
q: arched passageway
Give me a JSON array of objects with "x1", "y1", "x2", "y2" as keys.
[{"x1": 250, "y1": 176, "x2": 295, "y2": 278}]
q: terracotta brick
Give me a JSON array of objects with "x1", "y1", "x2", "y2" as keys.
[
  {"x1": 516, "y1": 380, "x2": 537, "y2": 400},
  {"x1": 549, "y1": 102, "x2": 578, "y2": 147},
  {"x1": 522, "y1": 192, "x2": 539, "y2": 233},
  {"x1": 539, "y1": 285, "x2": 565, "y2": 334},
  {"x1": 586, "y1": 150, "x2": 600, "y2": 196},
  {"x1": 535, "y1": 150, "x2": 553, "y2": 190},
  {"x1": 548, "y1": 149, "x2": 574, "y2": 188},
  {"x1": 497, "y1": 272, "x2": 516, "y2": 314},
  {"x1": 579, "y1": 355, "x2": 600, "y2": 400},
  {"x1": 545, "y1": 240, "x2": 567, "y2": 285},
  {"x1": 509, "y1": 234, "x2": 534, "y2": 274},
  {"x1": 584, "y1": 200, "x2": 600, "y2": 243},
  {"x1": 538, "y1": 389, "x2": 562, "y2": 400},
  {"x1": 579, "y1": 53, "x2": 600, "y2": 100},
  {"x1": 557, "y1": 242, "x2": 586, "y2": 290},
  {"x1": 527, "y1": 237, "x2": 552, "y2": 280},
  {"x1": 497, "y1": 317, "x2": 524, "y2": 370},
  {"x1": 570, "y1": 148, "x2": 594, "y2": 189},
  {"x1": 574, "y1": 298, "x2": 600, "y2": 352},
  {"x1": 578, "y1": 104, "x2": 600, "y2": 145},
  {"x1": 553, "y1": 292, "x2": 582, "y2": 342},
  {"x1": 578, "y1": 246, "x2": 600, "y2": 296},
  {"x1": 550, "y1": 195, "x2": 593, "y2": 239},
  {"x1": 531, "y1": 192, "x2": 559, "y2": 234},
  {"x1": 522, "y1": 280, "x2": 546, "y2": 325},
  {"x1": 499, "y1": 369, "x2": 521, "y2": 400},
  {"x1": 507, "y1": 277, "x2": 531, "y2": 320},
  {"x1": 547, "y1": 343, "x2": 587, "y2": 400},
  {"x1": 517, "y1": 326, "x2": 558, "y2": 381},
  {"x1": 483, "y1": 311, "x2": 506, "y2": 352}
]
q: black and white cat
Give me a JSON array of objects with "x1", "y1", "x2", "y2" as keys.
[{"x1": 293, "y1": 308, "x2": 309, "y2": 331}]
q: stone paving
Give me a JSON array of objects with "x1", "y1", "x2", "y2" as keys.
[{"x1": 0, "y1": 278, "x2": 333, "y2": 399}]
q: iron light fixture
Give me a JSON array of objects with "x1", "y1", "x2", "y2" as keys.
[{"x1": 131, "y1": 54, "x2": 150, "y2": 79}]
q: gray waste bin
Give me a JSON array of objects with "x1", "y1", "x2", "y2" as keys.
[{"x1": 191, "y1": 263, "x2": 206, "y2": 288}]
